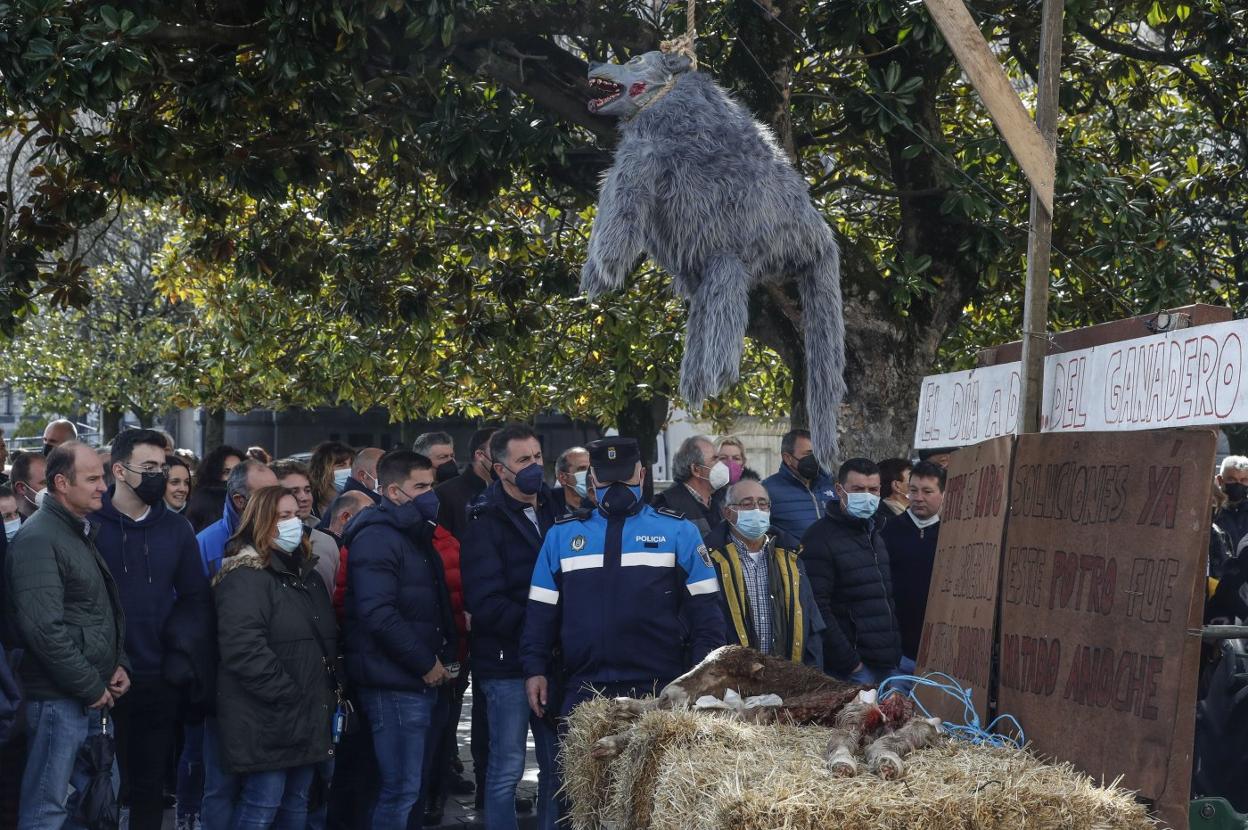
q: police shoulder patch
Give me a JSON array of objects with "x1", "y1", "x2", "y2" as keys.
[
  {"x1": 655, "y1": 506, "x2": 686, "y2": 521},
  {"x1": 696, "y1": 543, "x2": 713, "y2": 568},
  {"x1": 570, "y1": 535, "x2": 586, "y2": 551}
]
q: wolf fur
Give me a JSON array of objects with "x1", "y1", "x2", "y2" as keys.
[{"x1": 582, "y1": 52, "x2": 846, "y2": 467}]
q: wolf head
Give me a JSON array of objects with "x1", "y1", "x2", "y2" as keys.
[{"x1": 587, "y1": 51, "x2": 694, "y2": 118}]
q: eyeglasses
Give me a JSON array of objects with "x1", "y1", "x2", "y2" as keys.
[
  {"x1": 730, "y1": 498, "x2": 771, "y2": 510},
  {"x1": 123, "y1": 462, "x2": 170, "y2": 476}
]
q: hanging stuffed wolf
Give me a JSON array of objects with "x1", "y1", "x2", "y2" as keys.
[{"x1": 582, "y1": 51, "x2": 846, "y2": 467}]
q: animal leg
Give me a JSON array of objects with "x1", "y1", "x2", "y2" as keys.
[
  {"x1": 612, "y1": 696, "x2": 665, "y2": 716},
  {"x1": 679, "y1": 254, "x2": 749, "y2": 406},
  {"x1": 591, "y1": 731, "x2": 634, "y2": 759},
  {"x1": 824, "y1": 728, "x2": 861, "y2": 777},
  {"x1": 795, "y1": 235, "x2": 846, "y2": 469},
  {"x1": 822, "y1": 700, "x2": 881, "y2": 778},
  {"x1": 581, "y1": 160, "x2": 654, "y2": 296},
  {"x1": 864, "y1": 718, "x2": 944, "y2": 780}
]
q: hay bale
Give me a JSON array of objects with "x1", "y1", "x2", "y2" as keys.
[{"x1": 562, "y1": 704, "x2": 1155, "y2": 830}]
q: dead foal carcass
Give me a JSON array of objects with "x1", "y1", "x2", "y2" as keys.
[{"x1": 590, "y1": 646, "x2": 945, "y2": 778}]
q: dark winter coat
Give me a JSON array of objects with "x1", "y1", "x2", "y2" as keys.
[
  {"x1": 186, "y1": 484, "x2": 228, "y2": 534},
  {"x1": 213, "y1": 545, "x2": 339, "y2": 774},
  {"x1": 4, "y1": 497, "x2": 129, "y2": 704},
  {"x1": 343, "y1": 499, "x2": 457, "y2": 691},
  {"x1": 461, "y1": 481, "x2": 560, "y2": 680},
  {"x1": 881, "y1": 512, "x2": 940, "y2": 660},
  {"x1": 436, "y1": 467, "x2": 490, "y2": 542},
  {"x1": 762, "y1": 464, "x2": 838, "y2": 542},
  {"x1": 1214, "y1": 500, "x2": 1248, "y2": 559},
  {"x1": 91, "y1": 490, "x2": 211, "y2": 678},
  {"x1": 800, "y1": 508, "x2": 901, "y2": 673},
  {"x1": 652, "y1": 483, "x2": 720, "y2": 538}
]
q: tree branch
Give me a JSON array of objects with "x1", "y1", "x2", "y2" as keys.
[
  {"x1": 140, "y1": 21, "x2": 268, "y2": 47},
  {"x1": 1074, "y1": 20, "x2": 1204, "y2": 63}
]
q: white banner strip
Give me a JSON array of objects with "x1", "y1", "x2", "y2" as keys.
[{"x1": 912, "y1": 318, "x2": 1248, "y2": 448}]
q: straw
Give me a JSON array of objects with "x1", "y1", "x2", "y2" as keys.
[{"x1": 563, "y1": 703, "x2": 1155, "y2": 830}]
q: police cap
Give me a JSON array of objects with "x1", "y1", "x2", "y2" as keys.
[{"x1": 587, "y1": 437, "x2": 640, "y2": 483}]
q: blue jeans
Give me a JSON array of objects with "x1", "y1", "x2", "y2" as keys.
[
  {"x1": 20, "y1": 699, "x2": 116, "y2": 830},
  {"x1": 177, "y1": 723, "x2": 205, "y2": 822},
  {"x1": 306, "y1": 758, "x2": 333, "y2": 830},
  {"x1": 202, "y1": 717, "x2": 239, "y2": 830},
  {"x1": 359, "y1": 687, "x2": 436, "y2": 830},
  {"x1": 479, "y1": 678, "x2": 557, "y2": 830},
  {"x1": 229, "y1": 765, "x2": 315, "y2": 830}
]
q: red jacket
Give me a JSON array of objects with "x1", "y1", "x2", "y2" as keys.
[{"x1": 433, "y1": 525, "x2": 469, "y2": 662}]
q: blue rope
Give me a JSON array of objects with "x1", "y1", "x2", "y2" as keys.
[{"x1": 875, "y1": 672, "x2": 1025, "y2": 749}]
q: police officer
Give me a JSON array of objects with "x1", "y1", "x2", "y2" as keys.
[{"x1": 520, "y1": 437, "x2": 726, "y2": 720}]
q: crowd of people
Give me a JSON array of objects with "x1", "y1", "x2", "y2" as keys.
[{"x1": 0, "y1": 418, "x2": 960, "y2": 830}]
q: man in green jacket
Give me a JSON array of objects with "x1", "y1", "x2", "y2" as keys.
[{"x1": 5, "y1": 441, "x2": 130, "y2": 830}]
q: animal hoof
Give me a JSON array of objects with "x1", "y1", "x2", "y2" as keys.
[
  {"x1": 870, "y1": 752, "x2": 903, "y2": 780},
  {"x1": 828, "y1": 760, "x2": 858, "y2": 778},
  {"x1": 591, "y1": 734, "x2": 631, "y2": 759}
]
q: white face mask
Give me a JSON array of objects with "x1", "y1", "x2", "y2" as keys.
[
  {"x1": 333, "y1": 468, "x2": 351, "y2": 493},
  {"x1": 4, "y1": 518, "x2": 20, "y2": 541},
  {"x1": 572, "y1": 470, "x2": 589, "y2": 499},
  {"x1": 274, "y1": 517, "x2": 304, "y2": 553},
  {"x1": 34, "y1": 488, "x2": 47, "y2": 508},
  {"x1": 707, "y1": 461, "x2": 731, "y2": 492}
]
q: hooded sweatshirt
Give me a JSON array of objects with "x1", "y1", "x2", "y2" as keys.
[{"x1": 92, "y1": 489, "x2": 211, "y2": 678}]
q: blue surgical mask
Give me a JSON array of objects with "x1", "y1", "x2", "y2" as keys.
[
  {"x1": 844, "y1": 492, "x2": 880, "y2": 520},
  {"x1": 333, "y1": 468, "x2": 351, "y2": 493},
  {"x1": 731, "y1": 509, "x2": 770, "y2": 540},
  {"x1": 274, "y1": 517, "x2": 304, "y2": 553},
  {"x1": 4, "y1": 518, "x2": 20, "y2": 542},
  {"x1": 573, "y1": 470, "x2": 589, "y2": 499}
]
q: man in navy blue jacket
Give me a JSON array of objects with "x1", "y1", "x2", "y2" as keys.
[
  {"x1": 762, "y1": 429, "x2": 838, "y2": 541},
  {"x1": 92, "y1": 429, "x2": 211, "y2": 830},
  {"x1": 344, "y1": 449, "x2": 456, "y2": 830},
  {"x1": 521, "y1": 437, "x2": 725, "y2": 718},
  {"x1": 461, "y1": 424, "x2": 560, "y2": 830}
]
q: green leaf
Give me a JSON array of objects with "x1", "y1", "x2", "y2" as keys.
[
  {"x1": 99, "y1": 5, "x2": 120, "y2": 29},
  {"x1": 441, "y1": 15, "x2": 454, "y2": 46}
]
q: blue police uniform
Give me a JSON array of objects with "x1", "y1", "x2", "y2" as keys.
[{"x1": 520, "y1": 502, "x2": 726, "y2": 713}]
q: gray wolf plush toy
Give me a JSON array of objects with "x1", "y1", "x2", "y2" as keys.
[{"x1": 582, "y1": 51, "x2": 846, "y2": 467}]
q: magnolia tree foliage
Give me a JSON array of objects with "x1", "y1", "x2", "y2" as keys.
[{"x1": 1, "y1": 0, "x2": 1246, "y2": 453}]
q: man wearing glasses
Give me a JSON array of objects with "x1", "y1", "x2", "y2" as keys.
[
  {"x1": 92, "y1": 428, "x2": 212, "y2": 830},
  {"x1": 705, "y1": 473, "x2": 826, "y2": 668}
]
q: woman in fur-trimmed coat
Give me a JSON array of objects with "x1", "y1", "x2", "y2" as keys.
[{"x1": 212, "y1": 485, "x2": 339, "y2": 828}]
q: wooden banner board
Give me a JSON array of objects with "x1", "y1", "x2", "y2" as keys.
[
  {"x1": 997, "y1": 429, "x2": 1213, "y2": 830},
  {"x1": 914, "y1": 435, "x2": 1013, "y2": 724}
]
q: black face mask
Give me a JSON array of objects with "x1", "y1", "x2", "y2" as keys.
[
  {"x1": 435, "y1": 460, "x2": 460, "y2": 484},
  {"x1": 125, "y1": 466, "x2": 169, "y2": 507},
  {"x1": 42, "y1": 443, "x2": 54, "y2": 457},
  {"x1": 796, "y1": 454, "x2": 821, "y2": 482},
  {"x1": 1226, "y1": 482, "x2": 1248, "y2": 503}
]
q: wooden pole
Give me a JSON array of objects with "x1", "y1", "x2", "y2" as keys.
[{"x1": 1017, "y1": 0, "x2": 1064, "y2": 433}]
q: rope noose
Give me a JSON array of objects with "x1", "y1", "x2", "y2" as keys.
[{"x1": 660, "y1": 0, "x2": 698, "y2": 70}]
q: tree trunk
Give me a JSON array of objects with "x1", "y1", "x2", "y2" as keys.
[
  {"x1": 614, "y1": 394, "x2": 669, "y2": 468},
  {"x1": 101, "y1": 408, "x2": 124, "y2": 444},
  {"x1": 204, "y1": 408, "x2": 227, "y2": 454}
]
